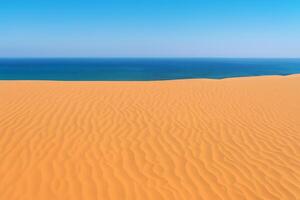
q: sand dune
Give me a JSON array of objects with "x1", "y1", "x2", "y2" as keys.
[{"x1": 0, "y1": 75, "x2": 300, "y2": 200}]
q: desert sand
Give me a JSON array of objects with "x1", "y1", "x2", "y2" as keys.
[{"x1": 0, "y1": 75, "x2": 300, "y2": 200}]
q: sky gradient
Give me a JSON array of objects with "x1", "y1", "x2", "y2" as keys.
[{"x1": 1, "y1": 0, "x2": 300, "y2": 57}]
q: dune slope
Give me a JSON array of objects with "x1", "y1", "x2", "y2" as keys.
[{"x1": 0, "y1": 75, "x2": 300, "y2": 200}]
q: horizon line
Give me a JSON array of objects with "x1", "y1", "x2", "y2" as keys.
[{"x1": 1, "y1": 56, "x2": 300, "y2": 59}]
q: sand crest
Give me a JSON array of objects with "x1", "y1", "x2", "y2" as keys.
[{"x1": 0, "y1": 75, "x2": 300, "y2": 200}]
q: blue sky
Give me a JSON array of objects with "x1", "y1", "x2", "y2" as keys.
[{"x1": 1, "y1": 0, "x2": 300, "y2": 57}]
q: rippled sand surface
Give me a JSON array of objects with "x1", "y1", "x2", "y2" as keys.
[{"x1": 1, "y1": 75, "x2": 300, "y2": 200}]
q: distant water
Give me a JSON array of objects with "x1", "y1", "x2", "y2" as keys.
[{"x1": 0, "y1": 58, "x2": 300, "y2": 81}]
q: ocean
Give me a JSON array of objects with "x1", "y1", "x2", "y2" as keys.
[{"x1": 1, "y1": 58, "x2": 300, "y2": 81}]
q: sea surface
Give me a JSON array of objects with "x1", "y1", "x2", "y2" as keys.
[{"x1": 0, "y1": 58, "x2": 300, "y2": 81}]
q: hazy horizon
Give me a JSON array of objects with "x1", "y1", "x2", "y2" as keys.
[{"x1": 1, "y1": 0, "x2": 300, "y2": 57}]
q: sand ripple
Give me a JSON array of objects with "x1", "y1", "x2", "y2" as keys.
[{"x1": 0, "y1": 75, "x2": 300, "y2": 200}]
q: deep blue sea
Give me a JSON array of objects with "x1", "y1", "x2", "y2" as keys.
[{"x1": 0, "y1": 58, "x2": 300, "y2": 81}]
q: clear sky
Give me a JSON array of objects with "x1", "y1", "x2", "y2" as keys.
[{"x1": 1, "y1": 0, "x2": 300, "y2": 57}]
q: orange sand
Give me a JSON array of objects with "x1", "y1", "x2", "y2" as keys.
[{"x1": 0, "y1": 75, "x2": 300, "y2": 200}]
